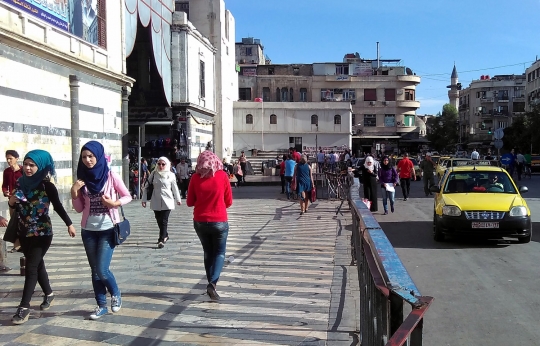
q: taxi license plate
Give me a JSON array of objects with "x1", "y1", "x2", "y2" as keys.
[{"x1": 472, "y1": 222, "x2": 499, "y2": 229}]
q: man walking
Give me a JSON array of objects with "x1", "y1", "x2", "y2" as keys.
[
  {"x1": 471, "y1": 148, "x2": 480, "y2": 160},
  {"x1": 397, "y1": 152, "x2": 416, "y2": 201},
  {"x1": 317, "y1": 149, "x2": 326, "y2": 173},
  {"x1": 419, "y1": 152, "x2": 436, "y2": 197},
  {"x1": 239, "y1": 151, "x2": 248, "y2": 182},
  {"x1": 176, "y1": 158, "x2": 190, "y2": 199}
]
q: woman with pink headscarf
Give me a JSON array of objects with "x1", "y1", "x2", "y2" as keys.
[{"x1": 187, "y1": 151, "x2": 233, "y2": 300}]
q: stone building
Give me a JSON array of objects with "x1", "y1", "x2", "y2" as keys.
[
  {"x1": 0, "y1": 0, "x2": 133, "y2": 213},
  {"x1": 525, "y1": 60, "x2": 540, "y2": 111}
]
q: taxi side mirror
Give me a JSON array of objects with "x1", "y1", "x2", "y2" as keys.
[
  {"x1": 519, "y1": 186, "x2": 528, "y2": 194},
  {"x1": 429, "y1": 185, "x2": 440, "y2": 193}
]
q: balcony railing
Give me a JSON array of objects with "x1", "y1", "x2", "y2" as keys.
[
  {"x1": 498, "y1": 97, "x2": 509, "y2": 103},
  {"x1": 480, "y1": 97, "x2": 494, "y2": 103}
]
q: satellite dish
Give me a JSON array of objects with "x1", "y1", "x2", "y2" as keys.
[{"x1": 406, "y1": 68, "x2": 413, "y2": 75}]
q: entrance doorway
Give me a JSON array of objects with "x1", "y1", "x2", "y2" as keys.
[{"x1": 289, "y1": 137, "x2": 302, "y2": 152}]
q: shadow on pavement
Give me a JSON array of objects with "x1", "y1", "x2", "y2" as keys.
[{"x1": 379, "y1": 221, "x2": 514, "y2": 249}]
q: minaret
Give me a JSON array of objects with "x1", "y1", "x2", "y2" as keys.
[{"x1": 447, "y1": 64, "x2": 459, "y2": 109}]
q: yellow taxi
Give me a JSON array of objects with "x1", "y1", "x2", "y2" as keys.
[{"x1": 431, "y1": 163, "x2": 531, "y2": 243}]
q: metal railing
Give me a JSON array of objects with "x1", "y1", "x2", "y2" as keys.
[{"x1": 348, "y1": 177, "x2": 433, "y2": 345}]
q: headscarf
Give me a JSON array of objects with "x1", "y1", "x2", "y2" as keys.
[
  {"x1": 196, "y1": 150, "x2": 223, "y2": 178},
  {"x1": 381, "y1": 156, "x2": 390, "y2": 170},
  {"x1": 18, "y1": 149, "x2": 56, "y2": 195},
  {"x1": 364, "y1": 156, "x2": 374, "y2": 169},
  {"x1": 155, "y1": 156, "x2": 171, "y2": 177},
  {"x1": 77, "y1": 141, "x2": 109, "y2": 194}
]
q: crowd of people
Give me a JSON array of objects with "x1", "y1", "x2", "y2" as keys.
[{"x1": 1, "y1": 145, "x2": 232, "y2": 325}]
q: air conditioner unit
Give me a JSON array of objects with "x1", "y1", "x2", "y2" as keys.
[
  {"x1": 350, "y1": 100, "x2": 356, "y2": 105},
  {"x1": 369, "y1": 101, "x2": 375, "y2": 106},
  {"x1": 396, "y1": 89, "x2": 403, "y2": 95}
]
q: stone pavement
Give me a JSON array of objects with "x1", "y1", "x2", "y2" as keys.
[{"x1": 0, "y1": 186, "x2": 359, "y2": 346}]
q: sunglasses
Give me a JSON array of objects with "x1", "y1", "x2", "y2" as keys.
[{"x1": 157, "y1": 163, "x2": 166, "y2": 166}]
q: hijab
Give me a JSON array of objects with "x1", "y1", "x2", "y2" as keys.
[
  {"x1": 77, "y1": 141, "x2": 109, "y2": 194},
  {"x1": 18, "y1": 149, "x2": 56, "y2": 195},
  {"x1": 381, "y1": 156, "x2": 390, "y2": 170},
  {"x1": 364, "y1": 156, "x2": 374, "y2": 169},
  {"x1": 155, "y1": 156, "x2": 171, "y2": 177},
  {"x1": 196, "y1": 150, "x2": 223, "y2": 178}
]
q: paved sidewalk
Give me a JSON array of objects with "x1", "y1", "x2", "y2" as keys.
[{"x1": 0, "y1": 186, "x2": 359, "y2": 345}]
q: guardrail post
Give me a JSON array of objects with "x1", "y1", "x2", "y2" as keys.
[
  {"x1": 390, "y1": 293, "x2": 404, "y2": 336},
  {"x1": 410, "y1": 318, "x2": 423, "y2": 346}
]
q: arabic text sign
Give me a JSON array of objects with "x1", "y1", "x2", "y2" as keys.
[{"x1": 3, "y1": 0, "x2": 69, "y2": 31}]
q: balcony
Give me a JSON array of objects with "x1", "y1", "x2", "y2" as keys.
[
  {"x1": 480, "y1": 97, "x2": 494, "y2": 103},
  {"x1": 498, "y1": 97, "x2": 509, "y2": 103},
  {"x1": 513, "y1": 96, "x2": 525, "y2": 101},
  {"x1": 396, "y1": 100, "x2": 421, "y2": 108},
  {"x1": 396, "y1": 75, "x2": 421, "y2": 84}
]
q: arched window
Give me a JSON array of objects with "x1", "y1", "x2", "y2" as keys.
[
  {"x1": 276, "y1": 88, "x2": 280, "y2": 101},
  {"x1": 270, "y1": 114, "x2": 277, "y2": 124},
  {"x1": 311, "y1": 114, "x2": 318, "y2": 125},
  {"x1": 289, "y1": 88, "x2": 294, "y2": 102},
  {"x1": 246, "y1": 114, "x2": 253, "y2": 124},
  {"x1": 334, "y1": 114, "x2": 341, "y2": 125}
]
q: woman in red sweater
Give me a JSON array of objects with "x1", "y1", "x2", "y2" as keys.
[{"x1": 187, "y1": 150, "x2": 232, "y2": 300}]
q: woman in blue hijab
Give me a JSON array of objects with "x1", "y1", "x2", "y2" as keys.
[
  {"x1": 71, "y1": 141, "x2": 132, "y2": 320},
  {"x1": 9, "y1": 150, "x2": 76, "y2": 325}
]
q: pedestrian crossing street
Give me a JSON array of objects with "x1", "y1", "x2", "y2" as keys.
[{"x1": 0, "y1": 189, "x2": 353, "y2": 345}]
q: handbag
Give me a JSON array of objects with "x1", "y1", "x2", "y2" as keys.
[
  {"x1": 2, "y1": 212, "x2": 19, "y2": 244},
  {"x1": 114, "y1": 205, "x2": 131, "y2": 245},
  {"x1": 145, "y1": 173, "x2": 154, "y2": 200},
  {"x1": 311, "y1": 186, "x2": 317, "y2": 203}
]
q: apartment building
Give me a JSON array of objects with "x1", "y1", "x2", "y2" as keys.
[
  {"x1": 457, "y1": 74, "x2": 526, "y2": 147},
  {"x1": 525, "y1": 60, "x2": 540, "y2": 111}
]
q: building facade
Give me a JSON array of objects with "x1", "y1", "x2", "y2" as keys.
[
  {"x1": 0, "y1": 0, "x2": 133, "y2": 213},
  {"x1": 457, "y1": 73, "x2": 526, "y2": 147},
  {"x1": 233, "y1": 102, "x2": 352, "y2": 155},
  {"x1": 525, "y1": 60, "x2": 540, "y2": 111},
  {"x1": 235, "y1": 37, "x2": 265, "y2": 65}
]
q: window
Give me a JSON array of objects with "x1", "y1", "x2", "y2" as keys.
[
  {"x1": 268, "y1": 67, "x2": 275, "y2": 75},
  {"x1": 364, "y1": 89, "x2": 377, "y2": 101},
  {"x1": 262, "y1": 87, "x2": 270, "y2": 102},
  {"x1": 352, "y1": 114, "x2": 356, "y2": 126},
  {"x1": 281, "y1": 88, "x2": 288, "y2": 102},
  {"x1": 96, "y1": 0, "x2": 107, "y2": 48},
  {"x1": 225, "y1": 12, "x2": 230, "y2": 40},
  {"x1": 335, "y1": 64, "x2": 349, "y2": 75},
  {"x1": 289, "y1": 88, "x2": 293, "y2": 102},
  {"x1": 334, "y1": 115, "x2": 341, "y2": 125},
  {"x1": 321, "y1": 89, "x2": 334, "y2": 101},
  {"x1": 513, "y1": 102, "x2": 525, "y2": 112},
  {"x1": 343, "y1": 89, "x2": 356, "y2": 101},
  {"x1": 246, "y1": 114, "x2": 253, "y2": 124},
  {"x1": 199, "y1": 61, "x2": 205, "y2": 98},
  {"x1": 246, "y1": 47, "x2": 252, "y2": 56},
  {"x1": 276, "y1": 88, "x2": 280, "y2": 101},
  {"x1": 404, "y1": 115, "x2": 415, "y2": 127},
  {"x1": 238, "y1": 88, "x2": 251, "y2": 101},
  {"x1": 300, "y1": 88, "x2": 307, "y2": 102},
  {"x1": 175, "y1": 2, "x2": 189, "y2": 19},
  {"x1": 498, "y1": 121, "x2": 508, "y2": 129},
  {"x1": 405, "y1": 89, "x2": 415, "y2": 101},
  {"x1": 499, "y1": 90, "x2": 509, "y2": 100},
  {"x1": 311, "y1": 114, "x2": 318, "y2": 125},
  {"x1": 270, "y1": 114, "x2": 277, "y2": 124},
  {"x1": 364, "y1": 114, "x2": 376, "y2": 127},
  {"x1": 384, "y1": 89, "x2": 396, "y2": 101},
  {"x1": 293, "y1": 67, "x2": 299, "y2": 75},
  {"x1": 384, "y1": 114, "x2": 395, "y2": 127}
]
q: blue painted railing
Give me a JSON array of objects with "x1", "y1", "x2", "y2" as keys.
[{"x1": 349, "y1": 177, "x2": 433, "y2": 346}]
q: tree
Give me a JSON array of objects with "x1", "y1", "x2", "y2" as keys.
[
  {"x1": 427, "y1": 104, "x2": 459, "y2": 151},
  {"x1": 503, "y1": 104, "x2": 540, "y2": 153}
]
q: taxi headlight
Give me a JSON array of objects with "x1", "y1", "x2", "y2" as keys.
[
  {"x1": 442, "y1": 206, "x2": 461, "y2": 216},
  {"x1": 509, "y1": 206, "x2": 527, "y2": 217}
]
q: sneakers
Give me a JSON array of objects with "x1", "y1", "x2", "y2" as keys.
[
  {"x1": 384, "y1": 210, "x2": 388, "y2": 215},
  {"x1": 89, "y1": 306, "x2": 108, "y2": 320},
  {"x1": 157, "y1": 242, "x2": 164, "y2": 249},
  {"x1": 111, "y1": 295, "x2": 122, "y2": 313},
  {"x1": 207, "y1": 283, "x2": 220, "y2": 301},
  {"x1": 12, "y1": 307, "x2": 30, "y2": 325},
  {"x1": 40, "y1": 294, "x2": 55, "y2": 310},
  {"x1": 391, "y1": 206, "x2": 395, "y2": 213},
  {"x1": 404, "y1": 197, "x2": 408, "y2": 201}
]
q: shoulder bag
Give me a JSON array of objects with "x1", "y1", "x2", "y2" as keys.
[
  {"x1": 114, "y1": 204, "x2": 131, "y2": 245},
  {"x1": 146, "y1": 172, "x2": 155, "y2": 200},
  {"x1": 2, "y1": 212, "x2": 19, "y2": 244}
]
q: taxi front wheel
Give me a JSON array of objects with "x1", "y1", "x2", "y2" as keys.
[{"x1": 433, "y1": 214, "x2": 445, "y2": 242}]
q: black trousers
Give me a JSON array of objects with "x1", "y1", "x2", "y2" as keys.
[
  {"x1": 280, "y1": 175, "x2": 286, "y2": 193},
  {"x1": 154, "y1": 210, "x2": 171, "y2": 242},
  {"x1": 400, "y1": 178, "x2": 411, "y2": 198},
  {"x1": 240, "y1": 162, "x2": 247, "y2": 181},
  {"x1": 179, "y1": 178, "x2": 189, "y2": 198},
  {"x1": 19, "y1": 235, "x2": 53, "y2": 308}
]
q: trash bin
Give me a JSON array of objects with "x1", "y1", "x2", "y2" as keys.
[{"x1": 251, "y1": 149, "x2": 258, "y2": 157}]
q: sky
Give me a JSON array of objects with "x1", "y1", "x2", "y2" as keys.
[{"x1": 225, "y1": 0, "x2": 540, "y2": 115}]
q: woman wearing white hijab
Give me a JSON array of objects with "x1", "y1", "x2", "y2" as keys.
[
  {"x1": 360, "y1": 156, "x2": 378, "y2": 212},
  {"x1": 142, "y1": 157, "x2": 182, "y2": 248}
]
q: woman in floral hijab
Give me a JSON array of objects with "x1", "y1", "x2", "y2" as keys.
[{"x1": 187, "y1": 151, "x2": 232, "y2": 300}]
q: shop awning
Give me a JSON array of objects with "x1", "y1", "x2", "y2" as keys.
[{"x1": 357, "y1": 135, "x2": 402, "y2": 139}]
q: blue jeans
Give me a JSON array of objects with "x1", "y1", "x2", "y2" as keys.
[
  {"x1": 381, "y1": 187, "x2": 395, "y2": 212},
  {"x1": 193, "y1": 221, "x2": 229, "y2": 285},
  {"x1": 82, "y1": 228, "x2": 120, "y2": 307},
  {"x1": 285, "y1": 176, "x2": 293, "y2": 199}
]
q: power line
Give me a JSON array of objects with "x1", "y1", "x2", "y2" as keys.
[{"x1": 416, "y1": 61, "x2": 535, "y2": 77}]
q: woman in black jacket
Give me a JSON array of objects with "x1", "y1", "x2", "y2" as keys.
[{"x1": 360, "y1": 156, "x2": 378, "y2": 212}]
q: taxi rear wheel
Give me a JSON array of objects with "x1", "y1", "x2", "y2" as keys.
[
  {"x1": 433, "y1": 214, "x2": 445, "y2": 242},
  {"x1": 518, "y1": 226, "x2": 532, "y2": 244}
]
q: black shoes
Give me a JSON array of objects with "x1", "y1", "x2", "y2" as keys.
[
  {"x1": 12, "y1": 307, "x2": 30, "y2": 325},
  {"x1": 207, "y1": 283, "x2": 220, "y2": 301},
  {"x1": 40, "y1": 294, "x2": 55, "y2": 310}
]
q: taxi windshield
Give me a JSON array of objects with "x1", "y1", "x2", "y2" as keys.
[{"x1": 443, "y1": 171, "x2": 516, "y2": 194}]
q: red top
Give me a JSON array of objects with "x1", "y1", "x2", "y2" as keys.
[
  {"x1": 187, "y1": 170, "x2": 232, "y2": 222},
  {"x1": 2, "y1": 166, "x2": 22, "y2": 196},
  {"x1": 293, "y1": 151, "x2": 302, "y2": 163},
  {"x1": 397, "y1": 158, "x2": 414, "y2": 179},
  {"x1": 280, "y1": 161, "x2": 285, "y2": 175}
]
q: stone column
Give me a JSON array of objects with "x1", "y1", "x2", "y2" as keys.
[
  {"x1": 69, "y1": 75, "x2": 80, "y2": 184},
  {"x1": 122, "y1": 86, "x2": 131, "y2": 187}
]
